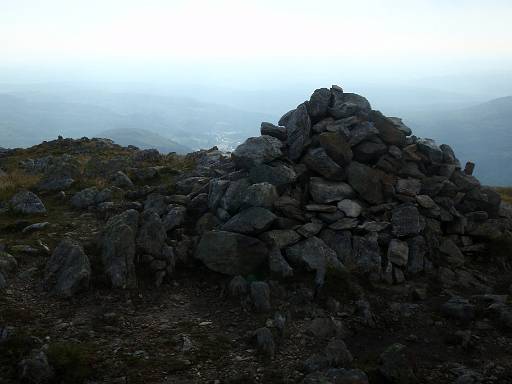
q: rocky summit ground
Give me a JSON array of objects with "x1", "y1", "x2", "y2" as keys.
[{"x1": 1, "y1": 86, "x2": 512, "y2": 384}]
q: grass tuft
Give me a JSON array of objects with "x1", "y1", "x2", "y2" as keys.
[
  {"x1": 495, "y1": 187, "x2": 512, "y2": 205},
  {"x1": 0, "y1": 170, "x2": 41, "y2": 201}
]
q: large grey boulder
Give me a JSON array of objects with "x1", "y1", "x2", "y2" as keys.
[
  {"x1": 71, "y1": 187, "x2": 112, "y2": 209},
  {"x1": 347, "y1": 162, "x2": 385, "y2": 204},
  {"x1": 222, "y1": 207, "x2": 277, "y2": 235},
  {"x1": 286, "y1": 103, "x2": 312, "y2": 161},
  {"x1": 163, "y1": 205, "x2": 187, "y2": 231},
  {"x1": 110, "y1": 171, "x2": 133, "y2": 188},
  {"x1": 350, "y1": 232, "x2": 382, "y2": 276},
  {"x1": 208, "y1": 179, "x2": 230, "y2": 210},
  {"x1": 318, "y1": 132, "x2": 353, "y2": 166},
  {"x1": 396, "y1": 178, "x2": 422, "y2": 196},
  {"x1": 144, "y1": 193, "x2": 169, "y2": 216},
  {"x1": 259, "y1": 229, "x2": 301, "y2": 249},
  {"x1": 137, "y1": 210, "x2": 166, "y2": 256},
  {"x1": 308, "y1": 87, "x2": 332, "y2": 118},
  {"x1": 417, "y1": 138, "x2": 443, "y2": 163},
  {"x1": 195, "y1": 231, "x2": 268, "y2": 275},
  {"x1": 285, "y1": 236, "x2": 343, "y2": 284},
  {"x1": 329, "y1": 91, "x2": 371, "y2": 119},
  {"x1": 102, "y1": 209, "x2": 139, "y2": 289},
  {"x1": 260, "y1": 122, "x2": 287, "y2": 141},
  {"x1": 371, "y1": 110, "x2": 406, "y2": 145},
  {"x1": 249, "y1": 162, "x2": 297, "y2": 188},
  {"x1": 268, "y1": 245, "x2": 294, "y2": 277},
  {"x1": 220, "y1": 178, "x2": 251, "y2": 214},
  {"x1": 242, "y1": 182, "x2": 279, "y2": 209},
  {"x1": 349, "y1": 122, "x2": 379, "y2": 146},
  {"x1": 439, "y1": 238, "x2": 465, "y2": 266},
  {"x1": 407, "y1": 236, "x2": 427, "y2": 274},
  {"x1": 392, "y1": 204, "x2": 425, "y2": 237},
  {"x1": 43, "y1": 239, "x2": 91, "y2": 297},
  {"x1": 36, "y1": 157, "x2": 81, "y2": 192},
  {"x1": 9, "y1": 191, "x2": 46, "y2": 214},
  {"x1": 303, "y1": 147, "x2": 346, "y2": 181},
  {"x1": 232, "y1": 135, "x2": 283, "y2": 169},
  {"x1": 319, "y1": 229, "x2": 353, "y2": 263},
  {"x1": 353, "y1": 140, "x2": 388, "y2": 163},
  {"x1": 309, "y1": 177, "x2": 354, "y2": 203}
]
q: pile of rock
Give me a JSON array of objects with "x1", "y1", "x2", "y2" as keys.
[
  {"x1": 189, "y1": 85, "x2": 511, "y2": 286},
  {"x1": 32, "y1": 86, "x2": 511, "y2": 293}
]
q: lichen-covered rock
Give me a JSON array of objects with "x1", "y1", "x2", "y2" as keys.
[
  {"x1": 102, "y1": 209, "x2": 139, "y2": 289},
  {"x1": 9, "y1": 191, "x2": 46, "y2": 214},
  {"x1": 221, "y1": 207, "x2": 277, "y2": 235},
  {"x1": 310, "y1": 177, "x2": 354, "y2": 204},
  {"x1": 110, "y1": 170, "x2": 133, "y2": 188},
  {"x1": 318, "y1": 132, "x2": 353, "y2": 166},
  {"x1": 387, "y1": 239, "x2": 409, "y2": 267},
  {"x1": 249, "y1": 162, "x2": 297, "y2": 188},
  {"x1": 260, "y1": 122, "x2": 287, "y2": 141},
  {"x1": 308, "y1": 87, "x2": 332, "y2": 118},
  {"x1": 286, "y1": 103, "x2": 312, "y2": 161},
  {"x1": 303, "y1": 147, "x2": 346, "y2": 181},
  {"x1": 350, "y1": 232, "x2": 381, "y2": 276},
  {"x1": 137, "y1": 210, "x2": 166, "y2": 256},
  {"x1": 347, "y1": 162, "x2": 385, "y2": 204},
  {"x1": 286, "y1": 236, "x2": 344, "y2": 284},
  {"x1": 163, "y1": 206, "x2": 187, "y2": 231},
  {"x1": 71, "y1": 187, "x2": 112, "y2": 209},
  {"x1": 392, "y1": 204, "x2": 425, "y2": 237},
  {"x1": 43, "y1": 239, "x2": 91, "y2": 297},
  {"x1": 329, "y1": 91, "x2": 371, "y2": 119},
  {"x1": 242, "y1": 182, "x2": 279, "y2": 209},
  {"x1": 232, "y1": 135, "x2": 283, "y2": 169}
]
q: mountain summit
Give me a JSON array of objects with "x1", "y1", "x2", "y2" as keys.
[{"x1": 1, "y1": 86, "x2": 512, "y2": 383}]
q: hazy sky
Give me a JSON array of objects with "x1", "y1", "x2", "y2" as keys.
[{"x1": 1, "y1": 0, "x2": 512, "y2": 86}]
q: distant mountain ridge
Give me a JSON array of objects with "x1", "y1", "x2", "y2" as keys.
[
  {"x1": 0, "y1": 89, "x2": 274, "y2": 151},
  {"x1": 97, "y1": 128, "x2": 191, "y2": 154},
  {"x1": 404, "y1": 96, "x2": 512, "y2": 186}
]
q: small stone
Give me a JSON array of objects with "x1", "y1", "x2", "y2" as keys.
[
  {"x1": 250, "y1": 281, "x2": 271, "y2": 313},
  {"x1": 387, "y1": 239, "x2": 409, "y2": 266},
  {"x1": 228, "y1": 275, "x2": 249, "y2": 297},
  {"x1": 254, "y1": 327, "x2": 275, "y2": 359},
  {"x1": 337, "y1": 199, "x2": 362, "y2": 218}
]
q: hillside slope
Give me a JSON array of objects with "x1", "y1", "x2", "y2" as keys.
[{"x1": 0, "y1": 89, "x2": 274, "y2": 151}]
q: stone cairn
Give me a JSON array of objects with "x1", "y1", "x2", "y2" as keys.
[
  {"x1": 92, "y1": 85, "x2": 511, "y2": 292},
  {"x1": 191, "y1": 85, "x2": 509, "y2": 287}
]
